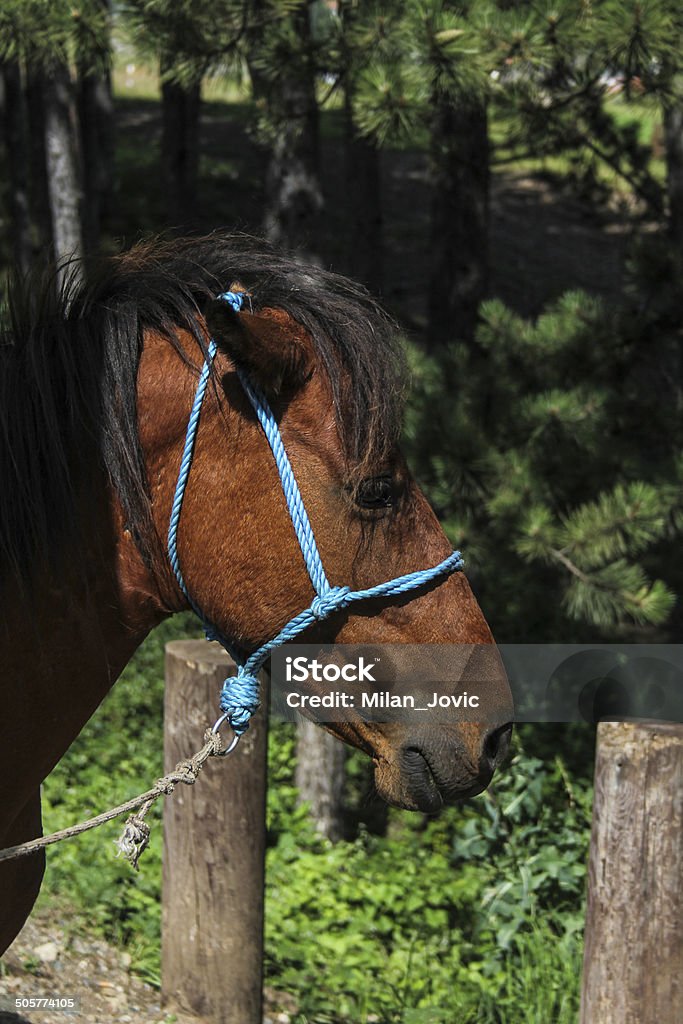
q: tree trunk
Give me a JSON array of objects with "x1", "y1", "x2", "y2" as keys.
[
  {"x1": 296, "y1": 719, "x2": 346, "y2": 842},
  {"x1": 77, "y1": 69, "x2": 115, "y2": 251},
  {"x1": 1, "y1": 60, "x2": 32, "y2": 274},
  {"x1": 261, "y1": 5, "x2": 323, "y2": 255},
  {"x1": 43, "y1": 62, "x2": 83, "y2": 284},
  {"x1": 78, "y1": 70, "x2": 102, "y2": 255},
  {"x1": 580, "y1": 721, "x2": 683, "y2": 1024},
  {"x1": 95, "y1": 70, "x2": 115, "y2": 219},
  {"x1": 77, "y1": 0, "x2": 114, "y2": 255},
  {"x1": 427, "y1": 96, "x2": 489, "y2": 349},
  {"x1": 343, "y1": 87, "x2": 383, "y2": 294},
  {"x1": 664, "y1": 98, "x2": 683, "y2": 256},
  {"x1": 161, "y1": 68, "x2": 201, "y2": 228},
  {"x1": 338, "y1": 0, "x2": 383, "y2": 292},
  {"x1": 25, "y1": 65, "x2": 52, "y2": 256}
]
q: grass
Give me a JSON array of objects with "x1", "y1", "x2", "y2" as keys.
[{"x1": 112, "y1": 59, "x2": 251, "y2": 105}]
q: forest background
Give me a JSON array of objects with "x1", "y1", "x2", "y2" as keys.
[{"x1": 1, "y1": 1, "x2": 683, "y2": 1021}]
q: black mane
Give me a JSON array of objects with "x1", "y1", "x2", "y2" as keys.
[{"x1": 0, "y1": 233, "x2": 405, "y2": 589}]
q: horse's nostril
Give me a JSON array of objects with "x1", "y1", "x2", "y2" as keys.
[{"x1": 482, "y1": 722, "x2": 513, "y2": 772}]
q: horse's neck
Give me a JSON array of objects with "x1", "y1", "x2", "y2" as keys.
[
  {"x1": 0, "y1": 507, "x2": 169, "y2": 833},
  {"x1": 0, "y1": 333, "x2": 191, "y2": 834}
]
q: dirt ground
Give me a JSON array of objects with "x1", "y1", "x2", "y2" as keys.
[
  {"x1": 0, "y1": 909, "x2": 173, "y2": 1024},
  {"x1": 0, "y1": 909, "x2": 293, "y2": 1024}
]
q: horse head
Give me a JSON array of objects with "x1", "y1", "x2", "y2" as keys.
[{"x1": 129, "y1": 238, "x2": 513, "y2": 812}]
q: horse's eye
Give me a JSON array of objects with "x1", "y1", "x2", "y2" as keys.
[{"x1": 355, "y1": 475, "x2": 396, "y2": 510}]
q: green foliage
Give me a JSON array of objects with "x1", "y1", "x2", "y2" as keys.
[
  {"x1": 38, "y1": 615, "x2": 590, "y2": 1022},
  {"x1": 591, "y1": 0, "x2": 683, "y2": 98},
  {"x1": 483, "y1": 0, "x2": 676, "y2": 210},
  {"x1": 121, "y1": 0, "x2": 308, "y2": 85},
  {"x1": 245, "y1": 2, "x2": 336, "y2": 146},
  {"x1": 264, "y1": 743, "x2": 588, "y2": 1023},
  {"x1": 0, "y1": 0, "x2": 110, "y2": 68},
  {"x1": 351, "y1": 0, "x2": 494, "y2": 146},
  {"x1": 338, "y1": 0, "x2": 673, "y2": 211},
  {"x1": 404, "y1": 253, "x2": 682, "y2": 637},
  {"x1": 516, "y1": 482, "x2": 676, "y2": 625}
]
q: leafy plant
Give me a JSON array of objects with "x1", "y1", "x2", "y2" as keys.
[{"x1": 263, "y1": 738, "x2": 589, "y2": 1024}]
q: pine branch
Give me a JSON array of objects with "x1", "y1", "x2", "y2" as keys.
[
  {"x1": 579, "y1": 132, "x2": 664, "y2": 215},
  {"x1": 538, "y1": 71, "x2": 607, "y2": 114},
  {"x1": 549, "y1": 547, "x2": 593, "y2": 586}
]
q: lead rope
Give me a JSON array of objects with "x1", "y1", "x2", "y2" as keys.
[
  {"x1": 0, "y1": 729, "x2": 225, "y2": 869},
  {"x1": 0, "y1": 289, "x2": 464, "y2": 868}
]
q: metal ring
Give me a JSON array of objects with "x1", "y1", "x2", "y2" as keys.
[{"x1": 211, "y1": 713, "x2": 241, "y2": 757}]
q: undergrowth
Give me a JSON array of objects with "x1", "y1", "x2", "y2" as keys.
[{"x1": 39, "y1": 617, "x2": 590, "y2": 1023}]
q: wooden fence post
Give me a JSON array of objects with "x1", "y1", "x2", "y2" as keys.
[
  {"x1": 580, "y1": 721, "x2": 683, "y2": 1024},
  {"x1": 162, "y1": 640, "x2": 268, "y2": 1024}
]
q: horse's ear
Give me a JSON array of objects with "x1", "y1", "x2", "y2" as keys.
[{"x1": 206, "y1": 297, "x2": 314, "y2": 396}]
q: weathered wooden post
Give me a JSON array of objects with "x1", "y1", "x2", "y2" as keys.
[
  {"x1": 580, "y1": 721, "x2": 683, "y2": 1024},
  {"x1": 162, "y1": 640, "x2": 268, "y2": 1024}
]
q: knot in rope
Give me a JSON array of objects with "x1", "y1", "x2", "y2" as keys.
[
  {"x1": 219, "y1": 670, "x2": 260, "y2": 735},
  {"x1": 158, "y1": 756, "x2": 202, "y2": 791},
  {"x1": 217, "y1": 290, "x2": 247, "y2": 310},
  {"x1": 311, "y1": 585, "x2": 352, "y2": 620}
]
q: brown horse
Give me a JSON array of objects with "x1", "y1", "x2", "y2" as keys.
[{"x1": 0, "y1": 235, "x2": 512, "y2": 955}]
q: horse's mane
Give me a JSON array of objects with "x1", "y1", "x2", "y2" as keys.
[{"x1": 0, "y1": 233, "x2": 405, "y2": 588}]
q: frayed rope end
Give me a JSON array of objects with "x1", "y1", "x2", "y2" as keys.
[{"x1": 115, "y1": 814, "x2": 151, "y2": 870}]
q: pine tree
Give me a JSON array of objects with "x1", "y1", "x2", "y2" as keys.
[
  {"x1": 295, "y1": 718, "x2": 346, "y2": 842},
  {"x1": 1, "y1": 58, "x2": 32, "y2": 273},
  {"x1": 0, "y1": 0, "x2": 112, "y2": 277},
  {"x1": 591, "y1": 0, "x2": 683, "y2": 251},
  {"x1": 160, "y1": 66, "x2": 203, "y2": 227},
  {"x1": 485, "y1": 0, "x2": 673, "y2": 223},
  {"x1": 350, "y1": 1, "x2": 495, "y2": 344},
  {"x1": 405, "y1": 251, "x2": 683, "y2": 640},
  {"x1": 43, "y1": 59, "x2": 84, "y2": 280},
  {"x1": 75, "y1": 0, "x2": 114, "y2": 253},
  {"x1": 335, "y1": 1, "x2": 390, "y2": 291},
  {"x1": 25, "y1": 59, "x2": 52, "y2": 256},
  {"x1": 123, "y1": 0, "x2": 307, "y2": 235},
  {"x1": 252, "y1": 1, "x2": 325, "y2": 253}
]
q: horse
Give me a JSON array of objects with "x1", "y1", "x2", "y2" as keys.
[{"x1": 0, "y1": 234, "x2": 513, "y2": 955}]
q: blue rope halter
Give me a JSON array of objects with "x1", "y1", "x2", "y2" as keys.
[{"x1": 168, "y1": 291, "x2": 464, "y2": 744}]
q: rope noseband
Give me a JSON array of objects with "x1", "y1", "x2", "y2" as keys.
[{"x1": 168, "y1": 291, "x2": 464, "y2": 746}]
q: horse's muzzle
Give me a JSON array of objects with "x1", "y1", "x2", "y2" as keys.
[{"x1": 379, "y1": 721, "x2": 513, "y2": 812}]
